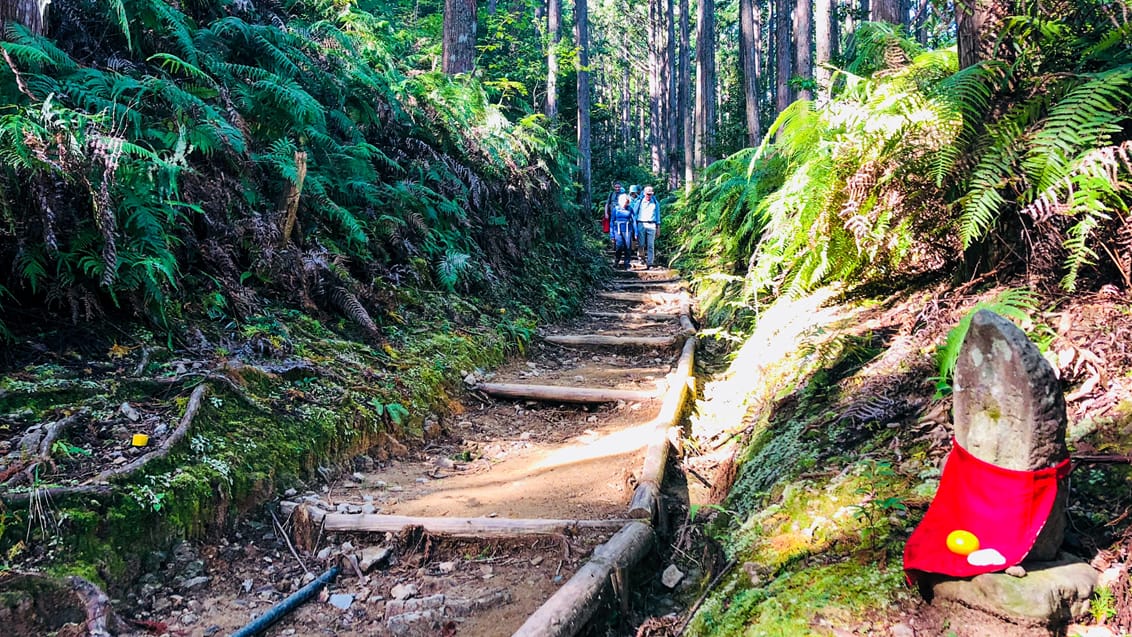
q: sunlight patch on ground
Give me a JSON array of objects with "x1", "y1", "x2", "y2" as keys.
[{"x1": 529, "y1": 421, "x2": 657, "y2": 471}]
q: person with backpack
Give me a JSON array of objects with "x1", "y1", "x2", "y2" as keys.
[
  {"x1": 603, "y1": 182, "x2": 623, "y2": 239},
  {"x1": 635, "y1": 186, "x2": 661, "y2": 269},
  {"x1": 610, "y1": 193, "x2": 636, "y2": 270}
]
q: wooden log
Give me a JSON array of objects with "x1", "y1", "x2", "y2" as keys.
[
  {"x1": 280, "y1": 504, "x2": 633, "y2": 537},
  {"x1": 678, "y1": 298, "x2": 697, "y2": 335},
  {"x1": 597, "y1": 291, "x2": 680, "y2": 303},
  {"x1": 612, "y1": 278, "x2": 682, "y2": 286},
  {"x1": 628, "y1": 336, "x2": 696, "y2": 520},
  {"x1": 512, "y1": 522, "x2": 654, "y2": 637},
  {"x1": 544, "y1": 334, "x2": 677, "y2": 348},
  {"x1": 585, "y1": 311, "x2": 681, "y2": 321},
  {"x1": 475, "y1": 383, "x2": 659, "y2": 403}
]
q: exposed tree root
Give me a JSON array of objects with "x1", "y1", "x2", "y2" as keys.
[
  {"x1": 0, "y1": 384, "x2": 208, "y2": 506},
  {"x1": 0, "y1": 572, "x2": 129, "y2": 636},
  {"x1": 88, "y1": 383, "x2": 208, "y2": 484}
]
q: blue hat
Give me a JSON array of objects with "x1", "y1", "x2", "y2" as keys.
[{"x1": 629, "y1": 185, "x2": 640, "y2": 194}]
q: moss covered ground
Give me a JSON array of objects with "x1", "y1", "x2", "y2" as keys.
[{"x1": 682, "y1": 282, "x2": 1132, "y2": 635}]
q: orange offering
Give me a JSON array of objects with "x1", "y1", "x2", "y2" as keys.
[{"x1": 946, "y1": 529, "x2": 980, "y2": 555}]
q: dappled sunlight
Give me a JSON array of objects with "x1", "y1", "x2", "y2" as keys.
[
  {"x1": 692, "y1": 288, "x2": 852, "y2": 441},
  {"x1": 530, "y1": 420, "x2": 658, "y2": 471}
]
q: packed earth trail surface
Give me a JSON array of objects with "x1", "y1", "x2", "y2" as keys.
[{"x1": 123, "y1": 267, "x2": 696, "y2": 637}]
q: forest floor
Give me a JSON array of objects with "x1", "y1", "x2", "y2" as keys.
[{"x1": 104, "y1": 265, "x2": 707, "y2": 637}]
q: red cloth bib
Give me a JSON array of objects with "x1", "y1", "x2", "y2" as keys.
[{"x1": 903, "y1": 440, "x2": 1069, "y2": 583}]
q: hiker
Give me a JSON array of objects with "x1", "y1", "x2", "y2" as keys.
[
  {"x1": 636, "y1": 186, "x2": 661, "y2": 269},
  {"x1": 610, "y1": 193, "x2": 636, "y2": 270},
  {"x1": 603, "y1": 182, "x2": 623, "y2": 239}
]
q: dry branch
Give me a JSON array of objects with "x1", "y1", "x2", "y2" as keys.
[
  {"x1": 475, "y1": 383, "x2": 659, "y2": 404},
  {"x1": 0, "y1": 484, "x2": 112, "y2": 505},
  {"x1": 512, "y1": 522, "x2": 654, "y2": 637},
  {"x1": 2, "y1": 410, "x2": 89, "y2": 486},
  {"x1": 280, "y1": 504, "x2": 633, "y2": 537}
]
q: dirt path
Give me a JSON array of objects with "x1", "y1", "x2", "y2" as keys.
[{"x1": 126, "y1": 267, "x2": 694, "y2": 637}]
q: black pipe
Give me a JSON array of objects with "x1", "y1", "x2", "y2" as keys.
[{"x1": 230, "y1": 566, "x2": 341, "y2": 637}]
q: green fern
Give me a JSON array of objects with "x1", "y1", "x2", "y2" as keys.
[{"x1": 933, "y1": 288, "x2": 1040, "y2": 397}]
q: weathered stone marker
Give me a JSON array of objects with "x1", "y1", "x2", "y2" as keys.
[
  {"x1": 932, "y1": 309, "x2": 1096, "y2": 634},
  {"x1": 952, "y1": 309, "x2": 1069, "y2": 559}
]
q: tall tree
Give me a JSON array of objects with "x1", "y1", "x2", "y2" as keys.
[
  {"x1": 0, "y1": 0, "x2": 49, "y2": 35},
  {"x1": 794, "y1": 0, "x2": 812, "y2": 101},
  {"x1": 666, "y1": 0, "x2": 679, "y2": 187},
  {"x1": 442, "y1": 0, "x2": 478, "y2": 74},
  {"x1": 739, "y1": 0, "x2": 763, "y2": 146},
  {"x1": 814, "y1": 0, "x2": 832, "y2": 100},
  {"x1": 680, "y1": 0, "x2": 693, "y2": 188},
  {"x1": 870, "y1": 0, "x2": 898, "y2": 22},
  {"x1": 774, "y1": 0, "x2": 792, "y2": 113},
  {"x1": 546, "y1": 0, "x2": 561, "y2": 120},
  {"x1": 576, "y1": 0, "x2": 593, "y2": 213},
  {"x1": 649, "y1": 0, "x2": 663, "y2": 173},
  {"x1": 695, "y1": 0, "x2": 717, "y2": 167},
  {"x1": 957, "y1": 0, "x2": 1012, "y2": 69}
]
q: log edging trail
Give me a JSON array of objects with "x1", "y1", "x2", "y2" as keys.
[{"x1": 513, "y1": 283, "x2": 698, "y2": 637}]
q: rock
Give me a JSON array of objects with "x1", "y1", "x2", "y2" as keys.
[
  {"x1": 463, "y1": 373, "x2": 477, "y2": 386},
  {"x1": 437, "y1": 561, "x2": 457, "y2": 574},
  {"x1": 384, "y1": 594, "x2": 445, "y2": 617},
  {"x1": 283, "y1": 488, "x2": 297, "y2": 497},
  {"x1": 952, "y1": 310, "x2": 1069, "y2": 560},
  {"x1": 932, "y1": 555, "x2": 1098, "y2": 627},
  {"x1": 1006, "y1": 565, "x2": 1027, "y2": 577},
  {"x1": 120, "y1": 402, "x2": 141, "y2": 421},
  {"x1": 890, "y1": 623, "x2": 915, "y2": 637},
  {"x1": 328, "y1": 594, "x2": 354, "y2": 610},
  {"x1": 181, "y1": 576, "x2": 211, "y2": 591},
  {"x1": 180, "y1": 612, "x2": 199, "y2": 626},
  {"x1": 317, "y1": 547, "x2": 333, "y2": 561},
  {"x1": 447, "y1": 590, "x2": 511, "y2": 617},
  {"x1": 241, "y1": 579, "x2": 254, "y2": 593},
  {"x1": 661, "y1": 564, "x2": 684, "y2": 589},
  {"x1": 390, "y1": 583, "x2": 418, "y2": 600},
  {"x1": 359, "y1": 546, "x2": 392, "y2": 573},
  {"x1": 361, "y1": 504, "x2": 377, "y2": 515},
  {"x1": 385, "y1": 610, "x2": 440, "y2": 637}
]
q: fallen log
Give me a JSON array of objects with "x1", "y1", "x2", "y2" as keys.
[
  {"x1": 585, "y1": 311, "x2": 681, "y2": 321},
  {"x1": 628, "y1": 335, "x2": 696, "y2": 520},
  {"x1": 611, "y1": 278, "x2": 682, "y2": 287},
  {"x1": 280, "y1": 504, "x2": 633, "y2": 537},
  {"x1": 512, "y1": 521, "x2": 653, "y2": 637},
  {"x1": 597, "y1": 291, "x2": 680, "y2": 303},
  {"x1": 475, "y1": 382, "x2": 659, "y2": 404},
  {"x1": 544, "y1": 334, "x2": 677, "y2": 348}
]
